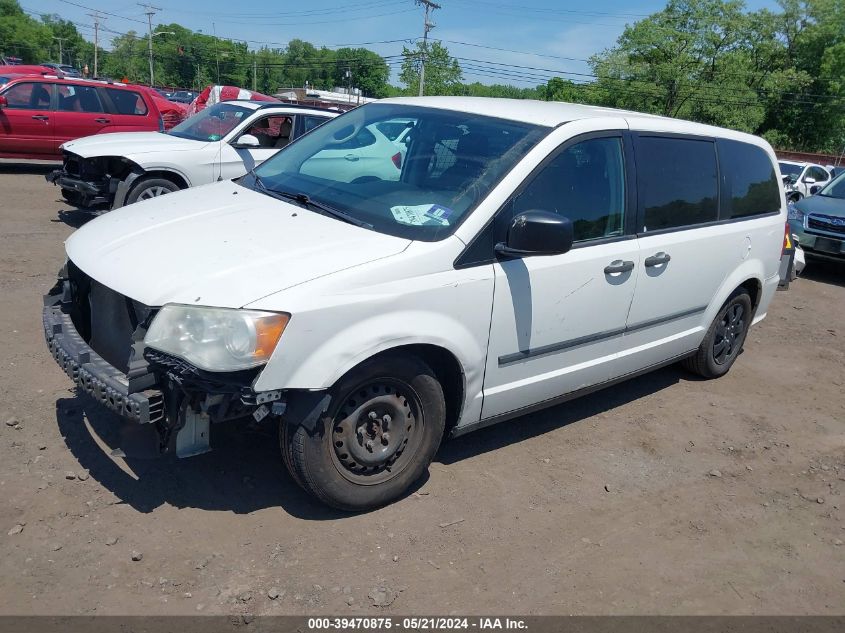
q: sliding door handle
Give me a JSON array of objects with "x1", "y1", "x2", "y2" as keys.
[
  {"x1": 604, "y1": 260, "x2": 635, "y2": 274},
  {"x1": 644, "y1": 252, "x2": 671, "y2": 267}
]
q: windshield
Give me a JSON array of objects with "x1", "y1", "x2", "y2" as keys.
[
  {"x1": 250, "y1": 103, "x2": 548, "y2": 241},
  {"x1": 818, "y1": 170, "x2": 845, "y2": 199},
  {"x1": 779, "y1": 162, "x2": 803, "y2": 178},
  {"x1": 169, "y1": 102, "x2": 254, "y2": 141}
]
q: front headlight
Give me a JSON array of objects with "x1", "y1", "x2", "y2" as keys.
[
  {"x1": 144, "y1": 305, "x2": 290, "y2": 372},
  {"x1": 787, "y1": 203, "x2": 805, "y2": 222}
]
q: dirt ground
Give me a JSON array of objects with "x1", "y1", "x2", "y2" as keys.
[{"x1": 0, "y1": 161, "x2": 843, "y2": 616}]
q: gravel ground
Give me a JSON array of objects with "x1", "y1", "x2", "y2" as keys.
[{"x1": 1, "y1": 162, "x2": 844, "y2": 616}]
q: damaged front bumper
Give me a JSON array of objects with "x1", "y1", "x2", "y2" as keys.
[{"x1": 43, "y1": 295, "x2": 165, "y2": 424}]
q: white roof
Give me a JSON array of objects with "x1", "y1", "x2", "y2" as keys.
[{"x1": 378, "y1": 96, "x2": 768, "y2": 146}]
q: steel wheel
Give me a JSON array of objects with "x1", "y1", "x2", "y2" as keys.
[
  {"x1": 330, "y1": 379, "x2": 423, "y2": 485},
  {"x1": 713, "y1": 303, "x2": 745, "y2": 365}
]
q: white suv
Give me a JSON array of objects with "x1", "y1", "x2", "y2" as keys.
[
  {"x1": 44, "y1": 97, "x2": 786, "y2": 510},
  {"x1": 46, "y1": 100, "x2": 337, "y2": 209}
]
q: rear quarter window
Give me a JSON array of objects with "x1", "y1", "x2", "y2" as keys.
[
  {"x1": 717, "y1": 139, "x2": 780, "y2": 218},
  {"x1": 636, "y1": 136, "x2": 718, "y2": 232},
  {"x1": 105, "y1": 88, "x2": 148, "y2": 115}
]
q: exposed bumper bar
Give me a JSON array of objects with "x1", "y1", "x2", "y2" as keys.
[{"x1": 42, "y1": 299, "x2": 163, "y2": 424}]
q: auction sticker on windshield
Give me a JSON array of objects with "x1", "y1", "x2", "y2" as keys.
[{"x1": 390, "y1": 204, "x2": 452, "y2": 226}]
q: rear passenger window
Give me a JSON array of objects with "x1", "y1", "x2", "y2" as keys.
[
  {"x1": 303, "y1": 116, "x2": 329, "y2": 133},
  {"x1": 105, "y1": 88, "x2": 148, "y2": 115},
  {"x1": 717, "y1": 140, "x2": 780, "y2": 218},
  {"x1": 637, "y1": 136, "x2": 718, "y2": 231},
  {"x1": 57, "y1": 85, "x2": 104, "y2": 113},
  {"x1": 512, "y1": 136, "x2": 626, "y2": 242}
]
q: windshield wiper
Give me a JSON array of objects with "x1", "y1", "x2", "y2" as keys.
[{"x1": 262, "y1": 187, "x2": 372, "y2": 229}]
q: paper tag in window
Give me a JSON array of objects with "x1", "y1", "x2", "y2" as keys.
[{"x1": 390, "y1": 204, "x2": 452, "y2": 226}]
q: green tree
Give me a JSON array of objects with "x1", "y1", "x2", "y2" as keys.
[
  {"x1": 400, "y1": 41, "x2": 462, "y2": 95},
  {"x1": 0, "y1": 0, "x2": 52, "y2": 63}
]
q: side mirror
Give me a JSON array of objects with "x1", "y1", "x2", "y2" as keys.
[
  {"x1": 495, "y1": 210, "x2": 573, "y2": 258},
  {"x1": 0, "y1": 95, "x2": 6, "y2": 109},
  {"x1": 803, "y1": 176, "x2": 816, "y2": 184},
  {"x1": 809, "y1": 185, "x2": 821, "y2": 195},
  {"x1": 234, "y1": 133, "x2": 260, "y2": 148}
]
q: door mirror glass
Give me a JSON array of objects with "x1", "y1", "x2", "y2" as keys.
[
  {"x1": 809, "y1": 185, "x2": 821, "y2": 195},
  {"x1": 234, "y1": 133, "x2": 260, "y2": 148},
  {"x1": 496, "y1": 210, "x2": 573, "y2": 258}
]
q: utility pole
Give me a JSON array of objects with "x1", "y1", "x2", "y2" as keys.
[
  {"x1": 212, "y1": 23, "x2": 220, "y2": 84},
  {"x1": 253, "y1": 54, "x2": 257, "y2": 92},
  {"x1": 415, "y1": 0, "x2": 440, "y2": 96},
  {"x1": 53, "y1": 36, "x2": 67, "y2": 65},
  {"x1": 345, "y1": 67, "x2": 352, "y2": 102},
  {"x1": 87, "y1": 12, "x2": 104, "y2": 77},
  {"x1": 138, "y1": 3, "x2": 161, "y2": 87}
]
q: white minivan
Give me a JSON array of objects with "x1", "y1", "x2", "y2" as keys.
[{"x1": 44, "y1": 97, "x2": 786, "y2": 510}]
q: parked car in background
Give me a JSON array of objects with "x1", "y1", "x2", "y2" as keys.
[
  {"x1": 135, "y1": 85, "x2": 187, "y2": 129},
  {"x1": 778, "y1": 160, "x2": 831, "y2": 201},
  {"x1": 0, "y1": 65, "x2": 55, "y2": 86},
  {"x1": 0, "y1": 75, "x2": 163, "y2": 160},
  {"x1": 41, "y1": 63, "x2": 82, "y2": 77},
  {"x1": 43, "y1": 97, "x2": 786, "y2": 510},
  {"x1": 788, "y1": 169, "x2": 845, "y2": 262},
  {"x1": 0, "y1": 56, "x2": 23, "y2": 65},
  {"x1": 169, "y1": 90, "x2": 197, "y2": 104},
  {"x1": 826, "y1": 165, "x2": 844, "y2": 179},
  {"x1": 300, "y1": 119, "x2": 412, "y2": 182},
  {"x1": 46, "y1": 101, "x2": 336, "y2": 208}
]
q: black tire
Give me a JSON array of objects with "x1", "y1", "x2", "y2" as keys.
[
  {"x1": 125, "y1": 177, "x2": 181, "y2": 205},
  {"x1": 61, "y1": 188, "x2": 84, "y2": 207},
  {"x1": 682, "y1": 288, "x2": 753, "y2": 379},
  {"x1": 283, "y1": 354, "x2": 446, "y2": 511}
]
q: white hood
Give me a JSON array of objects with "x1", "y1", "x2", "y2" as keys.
[
  {"x1": 65, "y1": 181, "x2": 411, "y2": 308},
  {"x1": 62, "y1": 132, "x2": 209, "y2": 158}
]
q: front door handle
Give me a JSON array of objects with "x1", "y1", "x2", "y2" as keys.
[
  {"x1": 344, "y1": 154, "x2": 359, "y2": 161},
  {"x1": 94, "y1": 118, "x2": 111, "y2": 124},
  {"x1": 644, "y1": 252, "x2": 671, "y2": 267},
  {"x1": 31, "y1": 115, "x2": 49, "y2": 121},
  {"x1": 604, "y1": 260, "x2": 635, "y2": 275}
]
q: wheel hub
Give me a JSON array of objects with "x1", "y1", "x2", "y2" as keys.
[{"x1": 332, "y1": 383, "x2": 415, "y2": 477}]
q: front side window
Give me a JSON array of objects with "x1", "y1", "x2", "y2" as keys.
[
  {"x1": 105, "y1": 88, "x2": 148, "y2": 115},
  {"x1": 717, "y1": 139, "x2": 780, "y2": 218},
  {"x1": 244, "y1": 115, "x2": 293, "y2": 149},
  {"x1": 252, "y1": 103, "x2": 548, "y2": 241},
  {"x1": 808, "y1": 166, "x2": 829, "y2": 182},
  {"x1": 169, "y1": 102, "x2": 254, "y2": 141},
  {"x1": 2, "y1": 82, "x2": 51, "y2": 109},
  {"x1": 637, "y1": 136, "x2": 718, "y2": 231},
  {"x1": 57, "y1": 85, "x2": 104, "y2": 113},
  {"x1": 510, "y1": 136, "x2": 626, "y2": 242}
]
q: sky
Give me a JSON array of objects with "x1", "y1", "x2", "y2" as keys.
[{"x1": 23, "y1": 0, "x2": 780, "y2": 88}]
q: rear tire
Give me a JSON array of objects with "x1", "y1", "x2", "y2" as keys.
[
  {"x1": 282, "y1": 354, "x2": 446, "y2": 511},
  {"x1": 125, "y1": 177, "x2": 181, "y2": 205},
  {"x1": 682, "y1": 288, "x2": 752, "y2": 379}
]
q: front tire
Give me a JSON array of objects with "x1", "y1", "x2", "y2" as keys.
[
  {"x1": 682, "y1": 288, "x2": 752, "y2": 379},
  {"x1": 125, "y1": 177, "x2": 181, "y2": 205},
  {"x1": 283, "y1": 354, "x2": 446, "y2": 511}
]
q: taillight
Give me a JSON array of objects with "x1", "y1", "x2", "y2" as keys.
[
  {"x1": 782, "y1": 222, "x2": 792, "y2": 254},
  {"x1": 391, "y1": 152, "x2": 402, "y2": 169}
]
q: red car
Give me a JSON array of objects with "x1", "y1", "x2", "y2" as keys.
[{"x1": 0, "y1": 75, "x2": 163, "y2": 159}]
